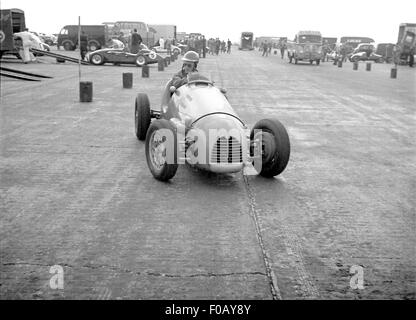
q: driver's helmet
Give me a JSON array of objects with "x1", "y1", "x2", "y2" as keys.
[{"x1": 182, "y1": 51, "x2": 199, "y2": 63}]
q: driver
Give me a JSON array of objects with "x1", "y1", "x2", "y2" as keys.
[{"x1": 171, "y1": 51, "x2": 199, "y2": 89}]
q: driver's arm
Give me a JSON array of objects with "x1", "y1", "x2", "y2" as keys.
[{"x1": 172, "y1": 73, "x2": 188, "y2": 89}]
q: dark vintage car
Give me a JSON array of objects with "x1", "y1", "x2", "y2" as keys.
[
  {"x1": 134, "y1": 73, "x2": 290, "y2": 181},
  {"x1": 349, "y1": 43, "x2": 384, "y2": 62},
  {"x1": 86, "y1": 44, "x2": 160, "y2": 66}
]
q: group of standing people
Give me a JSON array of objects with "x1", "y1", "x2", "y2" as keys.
[
  {"x1": 259, "y1": 41, "x2": 286, "y2": 58},
  {"x1": 180, "y1": 35, "x2": 207, "y2": 57},
  {"x1": 207, "y1": 38, "x2": 232, "y2": 55}
]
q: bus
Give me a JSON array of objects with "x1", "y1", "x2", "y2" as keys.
[
  {"x1": 239, "y1": 32, "x2": 254, "y2": 50},
  {"x1": 340, "y1": 36, "x2": 375, "y2": 48},
  {"x1": 0, "y1": 8, "x2": 26, "y2": 59},
  {"x1": 111, "y1": 21, "x2": 155, "y2": 47}
]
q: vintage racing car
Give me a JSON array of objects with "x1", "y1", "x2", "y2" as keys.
[
  {"x1": 151, "y1": 44, "x2": 181, "y2": 56},
  {"x1": 86, "y1": 44, "x2": 160, "y2": 66},
  {"x1": 134, "y1": 73, "x2": 290, "y2": 181}
]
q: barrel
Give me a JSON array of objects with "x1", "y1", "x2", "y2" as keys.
[
  {"x1": 142, "y1": 65, "x2": 149, "y2": 78},
  {"x1": 122, "y1": 72, "x2": 133, "y2": 88},
  {"x1": 79, "y1": 81, "x2": 93, "y2": 102},
  {"x1": 353, "y1": 62, "x2": 358, "y2": 70},
  {"x1": 158, "y1": 59, "x2": 164, "y2": 71},
  {"x1": 390, "y1": 67, "x2": 397, "y2": 79}
]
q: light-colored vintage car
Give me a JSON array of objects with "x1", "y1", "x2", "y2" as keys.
[
  {"x1": 151, "y1": 44, "x2": 181, "y2": 56},
  {"x1": 134, "y1": 73, "x2": 291, "y2": 181}
]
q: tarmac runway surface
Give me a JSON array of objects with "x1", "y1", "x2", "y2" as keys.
[{"x1": 1, "y1": 47, "x2": 415, "y2": 299}]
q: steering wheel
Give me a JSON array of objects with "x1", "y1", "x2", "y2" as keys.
[{"x1": 186, "y1": 73, "x2": 213, "y2": 85}]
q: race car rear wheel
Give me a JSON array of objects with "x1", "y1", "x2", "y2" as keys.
[
  {"x1": 250, "y1": 119, "x2": 290, "y2": 177},
  {"x1": 145, "y1": 119, "x2": 178, "y2": 181},
  {"x1": 135, "y1": 55, "x2": 146, "y2": 67},
  {"x1": 135, "y1": 93, "x2": 151, "y2": 140},
  {"x1": 90, "y1": 53, "x2": 104, "y2": 65}
]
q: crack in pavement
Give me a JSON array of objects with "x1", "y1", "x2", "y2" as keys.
[
  {"x1": 243, "y1": 175, "x2": 282, "y2": 300},
  {"x1": 242, "y1": 176, "x2": 320, "y2": 299},
  {"x1": 1, "y1": 262, "x2": 266, "y2": 279}
]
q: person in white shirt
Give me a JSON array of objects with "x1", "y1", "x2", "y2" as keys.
[
  {"x1": 107, "y1": 38, "x2": 125, "y2": 49},
  {"x1": 159, "y1": 37, "x2": 165, "y2": 49},
  {"x1": 13, "y1": 30, "x2": 42, "y2": 63}
]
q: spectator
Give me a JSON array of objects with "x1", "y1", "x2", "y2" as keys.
[
  {"x1": 166, "y1": 37, "x2": 172, "y2": 56},
  {"x1": 159, "y1": 37, "x2": 165, "y2": 49},
  {"x1": 262, "y1": 41, "x2": 269, "y2": 57},
  {"x1": 80, "y1": 31, "x2": 89, "y2": 60},
  {"x1": 130, "y1": 29, "x2": 142, "y2": 54},
  {"x1": 107, "y1": 38, "x2": 125, "y2": 49}
]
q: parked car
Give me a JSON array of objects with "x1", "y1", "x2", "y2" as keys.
[
  {"x1": 86, "y1": 44, "x2": 160, "y2": 66},
  {"x1": 134, "y1": 73, "x2": 290, "y2": 181},
  {"x1": 349, "y1": 43, "x2": 384, "y2": 62},
  {"x1": 151, "y1": 44, "x2": 181, "y2": 55}
]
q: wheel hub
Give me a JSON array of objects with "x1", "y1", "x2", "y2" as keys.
[
  {"x1": 258, "y1": 131, "x2": 276, "y2": 163},
  {"x1": 150, "y1": 132, "x2": 167, "y2": 170}
]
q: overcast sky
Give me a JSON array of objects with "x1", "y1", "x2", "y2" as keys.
[{"x1": 2, "y1": 0, "x2": 415, "y2": 43}]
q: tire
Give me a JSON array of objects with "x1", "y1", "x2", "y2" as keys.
[
  {"x1": 88, "y1": 40, "x2": 100, "y2": 52},
  {"x1": 316, "y1": 59, "x2": 320, "y2": 65},
  {"x1": 63, "y1": 41, "x2": 74, "y2": 51},
  {"x1": 90, "y1": 53, "x2": 104, "y2": 65},
  {"x1": 135, "y1": 93, "x2": 151, "y2": 141},
  {"x1": 145, "y1": 119, "x2": 178, "y2": 181},
  {"x1": 135, "y1": 55, "x2": 146, "y2": 67},
  {"x1": 173, "y1": 48, "x2": 180, "y2": 55},
  {"x1": 250, "y1": 119, "x2": 290, "y2": 177}
]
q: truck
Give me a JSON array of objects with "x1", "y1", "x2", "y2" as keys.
[
  {"x1": 397, "y1": 23, "x2": 416, "y2": 65},
  {"x1": 57, "y1": 25, "x2": 107, "y2": 51},
  {"x1": 287, "y1": 31, "x2": 323, "y2": 65},
  {"x1": 239, "y1": 32, "x2": 254, "y2": 50},
  {"x1": 0, "y1": 8, "x2": 26, "y2": 59},
  {"x1": 148, "y1": 24, "x2": 176, "y2": 43}
]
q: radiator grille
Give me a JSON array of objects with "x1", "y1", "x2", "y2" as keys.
[{"x1": 210, "y1": 136, "x2": 243, "y2": 164}]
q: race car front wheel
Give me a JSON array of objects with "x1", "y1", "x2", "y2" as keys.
[
  {"x1": 90, "y1": 53, "x2": 104, "y2": 65},
  {"x1": 145, "y1": 119, "x2": 178, "y2": 181},
  {"x1": 250, "y1": 119, "x2": 290, "y2": 177},
  {"x1": 135, "y1": 93, "x2": 151, "y2": 140},
  {"x1": 135, "y1": 55, "x2": 146, "y2": 67}
]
